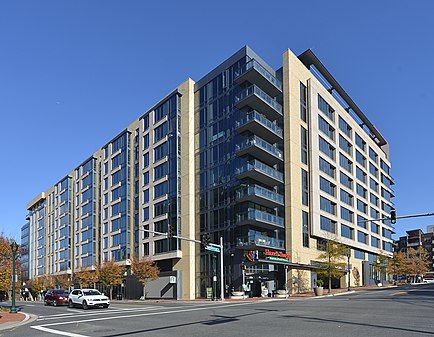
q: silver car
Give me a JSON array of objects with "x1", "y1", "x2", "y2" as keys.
[{"x1": 68, "y1": 289, "x2": 110, "y2": 309}]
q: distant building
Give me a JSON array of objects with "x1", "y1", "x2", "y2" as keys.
[
  {"x1": 395, "y1": 228, "x2": 434, "y2": 272},
  {"x1": 23, "y1": 46, "x2": 394, "y2": 299}
]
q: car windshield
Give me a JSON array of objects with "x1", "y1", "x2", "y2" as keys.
[
  {"x1": 83, "y1": 290, "x2": 101, "y2": 296},
  {"x1": 54, "y1": 290, "x2": 69, "y2": 294}
]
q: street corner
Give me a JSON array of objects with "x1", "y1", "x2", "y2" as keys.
[{"x1": 0, "y1": 311, "x2": 37, "y2": 331}]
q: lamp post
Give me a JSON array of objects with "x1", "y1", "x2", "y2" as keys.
[
  {"x1": 346, "y1": 247, "x2": 351, "y2": 291},
  {"x1": 10, "y1": 241, "x2": 19, "y2": 314}
]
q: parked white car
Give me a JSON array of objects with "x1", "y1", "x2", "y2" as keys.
[
  {"x1": 423, "y1": 278, "x2": 434, "y2": 283},
  {"x1": 68, "y1": 289, "x2": 110, "y2": 309}
]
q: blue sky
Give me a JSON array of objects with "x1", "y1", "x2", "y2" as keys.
[{"x1": 0, "y1": 0, "x2": 433, "y2": 241}]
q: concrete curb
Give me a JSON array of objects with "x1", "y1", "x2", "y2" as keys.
[{"x1": 0, "y1": 312, "x2": 38, "y2": 331}]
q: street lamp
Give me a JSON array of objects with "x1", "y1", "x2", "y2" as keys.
[
  {"x1": 346, "y1": 247, "x2": 351, "y2": 292},
  {"x1": 10, "y1": 241, "x2": 19, "y2": 314}
]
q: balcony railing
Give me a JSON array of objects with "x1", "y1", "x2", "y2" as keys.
[
  {"x1": 235, "y1": 85, "x2": 283, "y2": 120},
  {"x1": 236, "y1": 136, "x2": 283, "y2": 161},
  {"x1": 236, "y1": 110, "x2": 283, "y2": 139},
  {"x1": 234, "y1": 59, "x2": 282, "y2": 96},
  {"x1": 237, "y1": 184, "x2": 284, "y2": 205},
  {"x1": 237, "y1": 208, "x2": 284, "y2": 228},
  {"x1": 237, "y1": 233, "x2": 285, "y2": 250},
  {"x1": 236, "y1": 159, "x2": 283, "y2": 183}
]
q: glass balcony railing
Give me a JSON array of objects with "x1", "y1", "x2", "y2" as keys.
[
  {"x1": 236, "y1": 136, "x2": 283, "y2": 160},
  {"x1": 235, "y1": 85, "x2": 283, "y2": 115},
  {"x1": 237, "y1": 184, "x2": 284, "y2": 205},
  {"x1": 237, "y1": 208, "x2": 284, "y2": 228},
  {"x1": 236, "y1": 159, "x2": 283, "y2": 182},
  {"x1": 237, "y1": 233, "x2": 285, "y2": 249},
  {"x1": 235, "y1": 59, "x2": 282, "y2": 90},
  {"x1": 236, "y1": 111, "x2": 283, "y2": 138}
]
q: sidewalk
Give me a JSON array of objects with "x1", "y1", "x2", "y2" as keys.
[{"x1": 0, "y1": 311, "x2": 35, "y2": 331}]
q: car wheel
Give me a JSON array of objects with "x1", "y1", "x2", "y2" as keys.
[
  {"x1": 103, "y1": 304, "x2": 109, "y2": 308},
  {"x1": 68, "y1": 300, "x2": 74, "y2": 308},
  {"x1": 53, "y1": 300, "x2": 58, "y2": 307},
  {"x1": 82, "y1": 301, "x2": 88, "y2": 310},
  {"x1": 44, "y1": 300, "x2": 48, "y2": 306}
]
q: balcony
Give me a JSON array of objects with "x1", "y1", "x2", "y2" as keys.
[
  {"x1": 234, "y1": 59, "x2": 282, "y2": 97},
  {"x1": 237, "y1": 184, "x2": 284, "y2": 208},
  {"x1": 236, "y1": 208, "x2": 284, "y2": 230},
  {"x1": 236, "y1": 111, "x2": 283, "y2": 144},
  {"x1": 235, "y1": 85, "x2": 282, "y2": 121},
  {"x1": 236, "y1": 159, "x2": 283, "y2": 187},
  {"x1": 236, "y1": 136, "x2": 283, "y2": 165},
  {"x1": 237, "y1": 233, "x2": 285, "y2": 250}
]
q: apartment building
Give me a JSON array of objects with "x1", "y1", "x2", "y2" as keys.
[
  {"x1": 23, "y1": 46, "x2": 394, "y2": 299},
  {"x1": 395, "y1": 227, "x2": 434, "y2": 272}
]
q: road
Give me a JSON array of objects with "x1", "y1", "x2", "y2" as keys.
[{"x1": 2, "y1": 283, "x2": 434, "y2": 337}]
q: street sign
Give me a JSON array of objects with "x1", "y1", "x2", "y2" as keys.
[{"x1": 205, "y1": 245, "x2": 220, "y2": 253}]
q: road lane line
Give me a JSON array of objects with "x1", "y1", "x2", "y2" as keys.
[
  {"x1": 32, "y1": 301, "x2": 259, "y2": 329},
  {"x1": 32, "y1": 326, "x2": 89, "y2": 337}
]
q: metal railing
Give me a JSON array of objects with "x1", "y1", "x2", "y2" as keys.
[{"x1": 234, "y1": 59, "x2": 282, "y2": 90}]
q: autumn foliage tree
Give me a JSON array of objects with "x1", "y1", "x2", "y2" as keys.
[
  {"x1": 316, "y1": 240, "x2": 347, "y2": 293},
  {"x1": 0, "y1": 233, "x2": 21, "y2": 300},
  {"x1": 99, "y1": 260, "x2": 124, "y2": 300},
  {"x1": 131, "y1": 256, "x2": 159, "y2": 300},
  {"x1": 74, "y1": 268, "x2": 99, "y2": 289}
]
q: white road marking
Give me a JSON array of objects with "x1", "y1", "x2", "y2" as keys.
[{"x1": 32, "y1": 326, "x2": 89, "y2": 337}]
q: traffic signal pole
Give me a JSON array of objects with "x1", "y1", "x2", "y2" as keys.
[
  {"x1": 357, "y1": 212, "x2": 434, "y2": 224},
  {"x1": 142, "y1": 227, "x2": 225, "y2": 301}
]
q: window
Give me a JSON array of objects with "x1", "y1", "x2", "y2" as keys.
[
  {"x1": 371, "y1": 236, "x2": 379, "y2": 248},
  {"x1": 380, "y1": 159, "x2": 390, "y2": 174},
  {"x1": 357, "y1": 231, "x2": 368, "y2": 244},
  {"x1": 112, "y1": 134, "x2": 127, "y2": 153},
  {"x1": 143, "y1": 189, "x2": 149, "y2": 203},
  {"x1": 318, "y1": 95, "x2": 334, "y2": 121},
  {"x1": 370, "y1": 207, "x2": 379, "y2": 220},
  {"x1": 382, "y1": 201, "x2": 392, "y2": 214},
  {"x1": 154, "y1": 142, "x2": 168, "y2": 162},
  {"x1": 381, "y1": 188, "x2": 392, "y2": 202},
  {"x1": 371, "y1": 222, "x2": 379, "y2": 234},
  {"x1": 370, "y1": 193, "x2": 379, "y2": 206},
  {"x1": 142, "y1": 113, "x2": 149, "y2": 131},
  {"x1": 111, "y1": 152, "x2": 126, "y2": 169},
  {"x1": 143, "y1": 134, "x2": 149, "y2": 150},
  {"x1": 340, "y1": 189, "x2": 353, "y2": 206},
  {"x1": 354, "y1": 249, "x2": 365, "y2": 259},
  {"x1": 302, "y1": 211, "x2": 309, "y2": 248},
  {"x1": 320, "y1": 176, "x2": 336, "y2": 197},
  {"x1": 382, "y1": 228, "x2": 392, "y2": 239},
  {"x1": 320, "y1": 215, "x2": 336, "y2": 233},
  {"x1": 319, "y1": 136, "x2": 335, "y2": 160},
  {"x1": 319, "y1": 157, "x2": 335, "y2": 178},
  {"x1": 318, "y1": 115, "x2": 335, "y2": 140},
  {"x1": 340, "y1": 153, "x2": 352, "y2": 173},
  {"x1": 339, "y1": 135, "x2": 352, "y2": 156},
  {"x1": 356, "y1": 167, "x2": 367, "y2": 184},
  {"x1": 143, "y1": 153, "x2": 149, "y2": 169},
  {"x1": 154, "y1": 121, "x2": 168, "y2": 143},
  {"x1": 381, "y1": 174, "x2": 393, "y2": 189},
  {"x1": 143, "y1": 171, "x2": 149, "y2": 186},
  {"x1": 383, "y1": 241, "x2": 393, "y2": 252},
  {"x1": 341, "y1": 224, "x2": 354, "y2": 239},
  {"x1": 154, "y1": 181, "x2": 168, "y2": 199},
  {"x1": 339, "y1": 117, "x2": 352, "y2": 138},
  {"x1": 369, "y1": 147, "x2": 378, "y2": 163},
  {"x1": 300, "y1": 82, "x2": 307, "y2": 122},
  {"x1": 143, "y1": 207, "x2": 149, "y2": 221},
  {"x1": 369, "y1": 163, "x2": 378, "y2": 178},
  {"x1": 111, "y1": 200, "x2": 126, "y2": 215},
  {"x1": 341, "y1": 207, "x2": 353, "y2": 223},
  {"x1": 320, "y1": 196, "x2": 336, "y2": 215},
  {"x1": 302, "y1": 169, "x2": 309, "y2": 206},
  {"x1": 355, "y1": 133, "x2": 366, "y2": 152},
  {"x1": 357, "y1": 199, "x2": 367, "y2": 214},
  {"x1": 154, "y1": 200, "x2": 168, "y2": 217},
  {"x1": 370, "y1": 178, "x2": 379, "y2": 193},
  {"x1": 357, "y1": 215, "x2": 368, "y2": 229},
  {"x1": 154, "y1": 162, "x2": 169, "y2": 181},
  {"x1": 356, "y1": 150, "x2": 366, "y2": 168},
  {"x1": 111, "y1": 186, "x2": 126, "y2": 200},
  {"x1": 112, "y1": 168, "x2": 126, "y2": 185},
  {"x1": 340, "y1": 172, "x2": 353, "y2": 190},
  {"x1": 301, "y1": 127, "x2": 308, "y2": 164}
]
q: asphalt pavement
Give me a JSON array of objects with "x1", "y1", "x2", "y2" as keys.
[{"x1": 2, "y1": 283, "x2": 434, "y2": 337}]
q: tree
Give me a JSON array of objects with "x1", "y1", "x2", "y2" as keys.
[
  {"x1": 316, "y1": 239, "x2": 347, "y2": 293},
  {"x1": 407, "y1": 246, "x2": 430, "y2": 281},
  {"x1": 55, "y1": 274, "x2": 73, "y2": 290},
  {"x1": 74, "y1": 268, "x2": 99, "y2": 289},
  {"x1": 131, "y1": 257, "x2": 160, "y2": 300},
  {"x1": 373, "y1": 253, "x2": 392, "y2": 283},
  {"x1": 99, "y1": 260, "x2": 124, "y2": 300},
  {"x1": 0, "y1": 234, "x2": 21, "y2": 300},
  {"x1": 394, "y1": 251, "x2": 409, "y2": 278}
]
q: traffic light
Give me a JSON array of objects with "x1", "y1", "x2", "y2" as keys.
[
  {"x1": 390, "y1": 210, "x2": 397, "y2": 224},
  {"x1": 167, "y1": 224, "x2": 174, "y2": 238},
  {"x1": 202, "y1": 232, "x2": 211, "y2": 246}
]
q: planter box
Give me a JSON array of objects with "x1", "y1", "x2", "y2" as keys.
[{"x1": 314, "y1": 287, "x2": 323, "y2": 296}]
